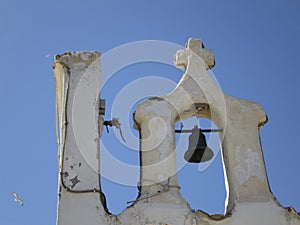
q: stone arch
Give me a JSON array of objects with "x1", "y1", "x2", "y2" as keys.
[{"x1": 133, "y1": 38, "x2": 272, "y2": 213}]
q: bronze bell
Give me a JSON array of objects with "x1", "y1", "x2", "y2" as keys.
[{"x1": 184, "y1": 125, "x2": 214, "y2": 163}]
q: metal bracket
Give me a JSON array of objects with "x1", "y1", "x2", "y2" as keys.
[
  {"x1": 99, "y1": 99, "x2": 106, "y2": 116},
  {"x1": 103, "y1": 118, "x2": 126, "y2": 143}
]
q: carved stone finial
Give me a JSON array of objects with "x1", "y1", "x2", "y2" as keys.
[{"x1": 186, "y1": 38, "x2": 215, "y2": 69}]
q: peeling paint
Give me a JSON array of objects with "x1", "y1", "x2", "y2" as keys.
[
  {"x1": 234, "y1": 146, "x2": 265, "y2": 185},
  {"x1": 63, "y1": 172, "x2": 69, "y2": 178},
  {"x1": 69, "y1": 175, "x2": 80, "y2": 188}
]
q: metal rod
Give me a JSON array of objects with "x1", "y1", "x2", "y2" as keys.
[
  {"x1": 175, "y1": 128, "x2": 223, "y2": 133},
  {"x1": 201, "y1": 129, "x2": 223, "y2": 133},
  {"x1": 175, "y1": 129, "x2": 193, "y2": 133}
]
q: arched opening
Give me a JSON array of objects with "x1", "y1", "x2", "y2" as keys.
[
  {"x1": 99, "y1": 61, "x2": 182, "y2": 214},
  {"x1": 99, "y1": 102, "x2": 140, "y2": 215},
  {"x1": 99, "y1": 115, "x2": 140, "y2": 214},
  {"x1": 176, "y1": 118, "x2": 227, "y2": 215}
]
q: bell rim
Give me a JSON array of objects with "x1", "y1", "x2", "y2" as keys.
[{"x1": 184, "y1": 147, "x2": 214, "y2": 163}]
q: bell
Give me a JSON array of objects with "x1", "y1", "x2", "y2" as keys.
[{"x1": 184, "y1": 125, "x2": 214, "y2": 163}]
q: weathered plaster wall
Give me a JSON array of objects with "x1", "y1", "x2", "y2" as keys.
[
  {"x1": 53, "y1": 52, "x2": 108, "y2": 225},
  {"x1": 53, "y1": 40, "x2": 300, "y2": 225}
]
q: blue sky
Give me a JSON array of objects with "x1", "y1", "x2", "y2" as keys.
[{"x1": 0, "y1": 0, "x2": 299, "y2": 224}]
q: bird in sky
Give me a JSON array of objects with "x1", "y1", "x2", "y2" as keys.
[{"x1": 12, "y1": 192, "x2": 24, "y2": 206}]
